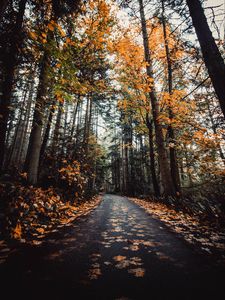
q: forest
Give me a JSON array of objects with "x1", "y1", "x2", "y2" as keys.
[{"x1": 0, "y1": 0, "x2": 225, "y2": 297}]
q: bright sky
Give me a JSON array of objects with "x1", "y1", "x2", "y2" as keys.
[
  {"x1": 205, "y1": 0, "x2": 225, "y2": 38},
  {"x1": 206, "y1": 0, "x2": 224, "y2": 6}
]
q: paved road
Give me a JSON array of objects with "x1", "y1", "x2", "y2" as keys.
[{"x1": 1, "y1": 195, "x2": 225, "y2": 299}]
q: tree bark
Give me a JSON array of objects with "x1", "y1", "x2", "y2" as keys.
[
  {"x1": 186, "y1": 0, "x2": 225, "y2": 118},
  {"x1": 0, "y1": 0, "x2": 27, "y2": 171},
  {"x1": 19, "y1": 79, "x2": 34, "y2": 165},
  {"x1": 39, "y1": 100, "x2": 56, "y2": 164},
  {"x1": 8, "y1": 85, "x2": 28, "y2": 168},
  {"x1": 51, "y1": 101, "x2": 63, "y2": 155},
  {"x1": 70, "y1": 98, "x2": 80, "y2": 138},
  {"x1": 161, "y1": 0, "x2": 181, "y2": 193},
  {"x1": 205, "y1": 94, "x2": 225, "y2": 165},
  {"x1": 138, "y1": 0, "x2": 175, "y2": 196},
  {"x1": 146, "y1": 114, "x2": 160, "y2": 196},
  {"x1": 25, "y1": 51, "x2": 49, "y2": 184}
]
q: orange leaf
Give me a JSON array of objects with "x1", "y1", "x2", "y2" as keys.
[{"x1": 13, "y1": 223, "x2": 22, "y2": 239}]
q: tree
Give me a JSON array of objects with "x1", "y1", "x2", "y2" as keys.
[
  {"x1": 161, "y1": 0, "x2": 181, "y2": 193},
  {"x1": 186, "y1": 0, "x2": 225, "y2": 118},
  {"x1": 0, "y1": 0, "x2": 27, "y2": 171},
  {"x1": 138, "y1": 0, "x2": 175, "y2": 196},
  {"x1": 25, "y1": 0, "x2": 83, "y2": 184}
]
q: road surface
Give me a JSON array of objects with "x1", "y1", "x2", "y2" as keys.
[{"x1": 1, "y1": 194, "x2": 225, "y2": 299}]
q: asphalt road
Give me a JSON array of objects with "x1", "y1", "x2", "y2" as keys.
[{"x1": 1, "y1": 194, "x2": 225, "y2": 300}]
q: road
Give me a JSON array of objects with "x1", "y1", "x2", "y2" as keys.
[{"x1": 1, "y1": 194, "x2": 225, "y2": 299}]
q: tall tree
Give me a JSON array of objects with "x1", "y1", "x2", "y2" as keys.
[
  {"x1": 25, "y1": 0, "x2": 82, "y2": 184},
  {"x1": 146, "y1": 114, "x2": 160, "y2": 196},
  {"x1": 138, "y1": 0, "x2": 175, "y2": 196},
  {"x1": 186, "y1": 0, "x2": 225, "y2": 118},
  {"x1": 0, "y1": 0, "x2": 27, "y2": 171},
  {"x1": 161, "y1": 0, "x2": 181, "y2": 193}
]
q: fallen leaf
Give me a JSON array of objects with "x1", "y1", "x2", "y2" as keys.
[
  {"x1": 128, "y1": 268, "x2": 145, "y2": 277},
  {"x1": 113, "y1": 255, "x2": 126, "y2": 262}
]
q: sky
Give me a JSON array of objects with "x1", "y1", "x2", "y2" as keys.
[
  {"x1": 205, "y1": 0, "x2": 225, "y2": 38},
  {"x1": 206, "y1": 0, "x2": 224, "y2": 6}
]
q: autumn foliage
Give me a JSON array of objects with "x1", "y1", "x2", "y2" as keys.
[
  {"x1": 0, "y1": 180, "x2": 102, "y2": 243},
  {"x1": 0, "y1": 0, "x2": 225, "y2": 243}
]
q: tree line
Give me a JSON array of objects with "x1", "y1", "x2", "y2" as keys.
[{"x1": 0, "y1": 0, "x2": 224, "y2": 203}]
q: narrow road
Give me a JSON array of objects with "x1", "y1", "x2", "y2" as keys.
[{"x1": 1, "y1": 195, "x2": 225, "y2": 299}]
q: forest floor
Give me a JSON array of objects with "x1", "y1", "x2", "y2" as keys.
[{"x1": 0, "y1": 194, "x2": 225, "y2": 300}]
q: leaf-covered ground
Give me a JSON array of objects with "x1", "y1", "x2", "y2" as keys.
[
  {"x1": 1, "y1": 185, "x2": 102, "y2": 245},
  {"x1": 129, "y1": 197, "x2": 225, "y2": 262}
]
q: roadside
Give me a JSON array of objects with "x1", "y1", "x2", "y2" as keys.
[
  {"x1": 129, "y1": 197, "x2": 225, "y2": 263},
  {"x1": 0, "y1": 193, "x2": 103, "y2": 265}
]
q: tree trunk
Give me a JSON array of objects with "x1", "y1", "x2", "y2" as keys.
[
  {"x1": 146, "y1": 114, "x2": 160, "y2": 196},
  {"x1": 186, "y1": 0, "x2": 225, "y2": 118},
  {"x1": 70, "y1": 97, "x2": 80, "y2": 138},
  {"x1": 0, "y1": 0, "x2": 27, "y2": 171},
  {"x1": 51, "y1": 101, "x2": 63, "y2": 155},
  {"x1": 124, "y1": 140, "x2": 129, "y2": 195},
  {"x1": 39, "y1": 100, "x2": 56, "y2": 164},
  {"x1": 8, "y1": 85, "x2": 28, "y2": 168},
  {"x1": 138, "y1": 0, "x2": 175, "y2": 196},
  {"x1": 128, "y1": 121, "x2": 135, "y2": 196},
  {"x1": 84, "y1": 96, "x2": 93, "y2": 156},
  {"x1": 161, "y1": 0, "x2": 181, "y2": 193},
  {"x1": 205, "y1": 95, "x2": 225, "y2": 164},
  {"x1": 121, "y1": 137, "x2": 126, "y2": 194},
  {"x1": 19, "y1": 79, "x2": 34, "y2": 165},
  {"x1": 25, "y1": 51, "x2": 49, "y2": 184}
]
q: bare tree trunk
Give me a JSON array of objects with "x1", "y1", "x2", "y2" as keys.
[
  {"x1": 25, "y1": 51, "x2": 49, "y2": 184},
  {"x1": 124, "y1": 139, "x2": 129, "y2": 195},
  {"x1": 128, "y1": 120, "x2": 135, "y2": 196},
  {"x1": 51, "y1": 101, "x2": 63, "y2": 154},
  {"x1": 138, "y1": 0, "x2": 175, "y2": 196},
  {"x1": 70, "y1": 97, "x2": 80, "y2": 138},
  {"x1": 84, "y1": 96, "x2": 93, "y2": 156},
  {"x1": 121, "y1": 137, "x2": 126, "y2": 194},
  {"x1": 186, "y1": 0, "x2": 225, "y2": 118},
  {"x1": 161, "y1": 0, "x2": 181, "y2": 193},
  {"x1": 8, "y1": 85, "x2": 28, "y2": 168},
  {"x1": 146, "y1": 114, "x2": 160, "y2": 196},
  {"x1": 39, "y1": 99, "x2": 56, "y2": 163},
  {"x1": 205, "y1": 95, "x2": 225, "y2": 164},
  {"x1": 18, "y1": 79, "x2": 34, "y2": 165},
  {"x1": 83, "y1": 97, "x2": 90, "y2": 145},
  {"x1": 0, "y1": 0, "x2": 27, "y2": 171}
]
